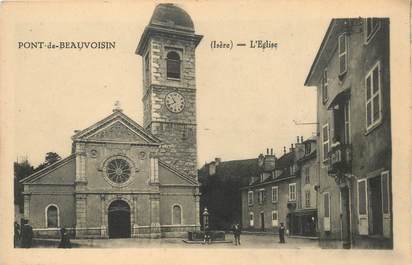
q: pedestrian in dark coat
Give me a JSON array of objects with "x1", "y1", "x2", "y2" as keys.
[
  {"x1": 21, "y1": 219, "x2": 33, "y2": 248},
  {"x1": 278, "y1": 222, "x2": 286, "y2": 243},
  {"x1": 232, "y1": 224, "x2": 241, "y2": 246},
  {"x1": 14, "y1": 221, "x2": 21, "y2": 247},
  {"x1": 58, "y1": 228, "x2": 72, "y2": 248}
]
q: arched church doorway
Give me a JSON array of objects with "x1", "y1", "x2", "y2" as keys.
[{"x1": 108, "y1": 200, "x2": 131, "y2": 238}]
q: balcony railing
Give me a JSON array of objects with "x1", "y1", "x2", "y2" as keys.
[{"x1": 327, "y1": 142, "x2": 351, "y2": 175}]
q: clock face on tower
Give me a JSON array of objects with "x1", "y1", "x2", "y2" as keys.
[{"x1": 165, "y1": 91, "x2": 185, "y2": 113}]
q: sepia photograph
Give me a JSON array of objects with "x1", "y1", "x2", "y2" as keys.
[{"x1": 1, "y1": 1, "x2": 411, "y2": 265}]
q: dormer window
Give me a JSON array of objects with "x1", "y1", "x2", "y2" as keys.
[
  {"x1": 289, "y1": 165, "x2": 296, "y2": 175},
  {"x1": 166, "y1": 51, "x2": 181, "y2": 79},
  {"x1": 305, "y1": 142, "x2": 311, "y2": 155}
]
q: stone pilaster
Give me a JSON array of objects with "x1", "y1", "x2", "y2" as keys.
[
  {"x1": 100, "y1": 194, "x2": 107, "y2": 238},
  {"x1": 132, "y1": 196, "x2": 139, "y2": 237},
  {"x1": 149, "y1": 193, "x2": 161, "y2": 238},
  {"x1": 75, "y1": 142, "x2": 87, "y2": 185},
  {"x1": 75, "y1": 194, "x2": 87, "y2": 237},
  {"x1": 194, "y1": 190, "x2": 200, "y2": 231},
  {"x1": 23, "y1": 194, "x2": 31, "y2": 220}
]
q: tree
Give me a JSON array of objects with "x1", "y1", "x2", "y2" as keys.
[
  {"x1": 14, "y1": 160, "x2": 34, "y2": 212},
  {"x1": 34, "y1": 152, "x2": 62, "y2": 172}
]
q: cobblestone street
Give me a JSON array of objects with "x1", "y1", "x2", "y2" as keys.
[{"x1": 30, "y1": 234, "x2": 320, "y2": 249}]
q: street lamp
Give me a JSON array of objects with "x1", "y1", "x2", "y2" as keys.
[{"x1": 202, "y1": 208, "x2": 209, "y2": 231}]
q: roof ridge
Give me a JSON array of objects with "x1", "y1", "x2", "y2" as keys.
[
  {"x1": 158, "y1": 159, "x2": 198, "y2": 185},
  {"x1": 20, "y1": 154, "x2": 75, "y2": 184}
]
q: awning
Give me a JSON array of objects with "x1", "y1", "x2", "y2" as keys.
[{"x1": 327, "y1": 88, "x2": 351, "y2": 110}]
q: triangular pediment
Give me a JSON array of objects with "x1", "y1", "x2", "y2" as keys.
[
  {"x1": 72, "y1": 110, "x2": 161, "y2": 145},
  {"x1": 87, "y1": 120, "x2": 149, "y2": 143}
]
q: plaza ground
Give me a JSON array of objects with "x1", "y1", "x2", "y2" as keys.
[{"x1": 29, "y1": 233, "x2": 320, "y2": 249}]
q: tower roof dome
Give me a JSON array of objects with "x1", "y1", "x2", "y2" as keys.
[{"x1": 149, "y1": 3, "x2": 194, "y2": 32}]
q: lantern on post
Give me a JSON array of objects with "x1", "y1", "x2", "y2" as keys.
[{"x1": 202, "y1": 208, "x2": 209, "y2": 231}]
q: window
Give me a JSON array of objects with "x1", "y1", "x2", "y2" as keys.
[
  {"x1": 304, "y1": 167, "x2": 310, "y2": 184},
  {"x1": 323, "y1": 193, "x2": 331, "y2": 231},
  {"x1": 344, "y1": 101, "x2": 351, "y2": 144},
  {"x1": 365, "y1": 18, "x2": 380, "y2": 43},
  {"x1": 248, "y1": 191, "x2": 254, "y2": 206},
  {"x1": 365, "y1": 62, "x2": 382, "y2": 130},
  {"x1": 322, "y1": 69, "x2": 328, "y2": 103},
  {"x1": 381, "y1": 171, "x2": 390, "y2": 214},
  {"x1": 46, "y1": 204, "x2": 59, "y2": 228},
  {"x1": 275, "y1": 170, "x2": 282, "y2": 178},
  {"x1": 258, "y1": 189, "x2": 265, "y2": 204},
  {"x1": 172, "y1": 205, "x2": 182, "y2": 225},
  {"x1": 305, "y1": 190, "x2": 311, "y2": 208},
  {"x1": 106, "y1": 158, "x2": 131, "y2": 184},
  {"x1": 260, "y1": 173, "x2": 264, "y2": 182},
  {"x1": 288, "y1": 183, "x2": 296, "y2": 201},
  {"x1": 338, "y1": 33, "x2": 348, "y2": 75},
  {"x1": 305, "y1": 142, "x2": 311, "y2": 155},
  {"x1": 322, "y1": 123, "x2": 330, "y2": 162},
  {"x1": 249, "y1": 212, "x2": 254, "y2": 227},
  {"x1": 271, "y1": 186, "x2": 278, "y2": 203},
  {"x1": 271, "y1": 211, "x2": 278, "y2": 227},
  {"x1": 290, "y1": 165, "x2": 296, "y2": 175},
  {"x1": 166, "y1": 51, "x2": 181, "y2": 79}
]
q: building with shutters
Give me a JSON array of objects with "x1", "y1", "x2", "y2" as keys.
[
  {"x1": 240, "y1": 138, "x2": 319, "y2": 236},
  {"x1": 304, "y1": 18, "x2": 392, "y2": 248},
  {"x1": 19, "y1": 3, "x2": 203, "y2": 239}
]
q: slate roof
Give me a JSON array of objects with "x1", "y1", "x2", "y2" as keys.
[
  {"x1": 198, "y1": 158, "x2": 258, "y2": 187},
  {"x1": 247, "y1": 151, "x2": 296, "y2": 187}
]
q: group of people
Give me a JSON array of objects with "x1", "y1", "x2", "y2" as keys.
[
  {"x1": 14, "y1": 219, "x2": 71, "y2": 248},
  {"x1": 231, "y1": 222, "x2": 287, "y2": 245},
  {"x1": 14, "y1": 219, "x2": 33, "y2": 248}
]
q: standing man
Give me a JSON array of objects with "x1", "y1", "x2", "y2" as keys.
[
  {"x1": 278, "y1": 222, "x2": 286, "y2": 244},
  {"x1": 233, "y1": 223, "x2": 241, "y2": 246},
  {"x1": 58, "y1": 228, "x2": 72, "y2": 248},
  {"x1": 21, "y1": 219, "x2": 33, "y2": 248},
  {"x1": 14, "y1": 221, "x2": 21, "y2": 247}
]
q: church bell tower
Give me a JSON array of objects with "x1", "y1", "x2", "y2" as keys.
[{"x1": 136, "y1": 3, "x2": 203, "y2": 177}]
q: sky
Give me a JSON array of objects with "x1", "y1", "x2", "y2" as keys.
[{"x1": 10, "y1": 1, "x2": 329, "y2": 167}]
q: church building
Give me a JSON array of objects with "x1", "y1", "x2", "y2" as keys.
[{"x1": 20, "y1": 3, "x2": 203, "y2": 239}]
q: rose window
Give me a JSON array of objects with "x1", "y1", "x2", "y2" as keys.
[{"x1": 106, "y1": 158, "x2": 131, "y2": 184}]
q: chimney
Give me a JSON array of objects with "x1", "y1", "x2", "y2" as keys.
[
  {"x1": 74, "y1": 130, "x2": 80, "y2": 134},
  {"x1": 270, "y1": 148, "x2": 273, "y2": 155},
  {"x1": 209, "y1": 161, "x2": 216, "y2": 176},
  {"x1": 301, "y1": 136, "x2": 304, "y2": 143},
  {"x1": 214, "y1": 157, "x2": 221, "y2": 166},
  {"x1": 290, "y1": 143, "x2": 294, "y2": 152},
  {"x1": 283, "y1": 146, "x2": 286, "y2": 154},
  {"x1": 296, "y1": 136, "x2": 300, "y2": 143},
  {"x1": 267, "y1": 148, "x2": 269, "y2": 155}
]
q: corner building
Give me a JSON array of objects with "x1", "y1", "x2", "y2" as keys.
[
  {"x1": 305, "y1": 18, "x2": 392, "y2": 248},
  {"x1": 20, "y1": 3, "x2": 202, "y2": 239}
]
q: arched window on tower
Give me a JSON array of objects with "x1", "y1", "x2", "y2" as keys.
[
  {"x1": 45, "y1": 204, "x2": 59, "y2": 228},
  {"x1": 166, "y1": 51, "x2": 181, "y2": 79},
  {"x1": 172, "y1": 205, "x2": 182, "y2": 225}
]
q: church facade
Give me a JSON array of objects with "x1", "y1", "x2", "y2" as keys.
[{"x1": 20, "y1": 3, "x2": 202, "y2": 239}]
